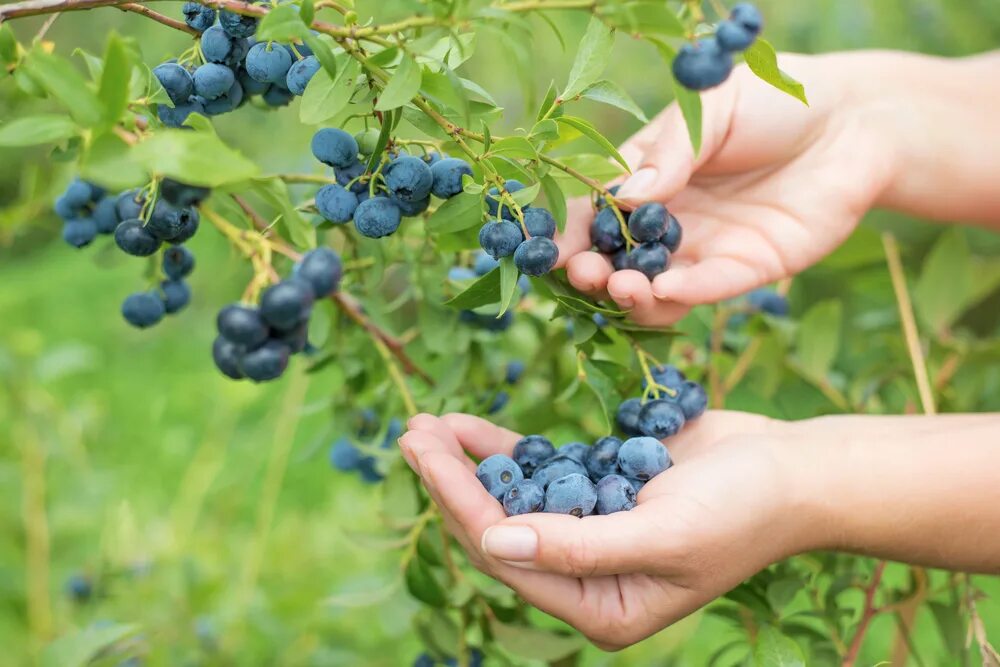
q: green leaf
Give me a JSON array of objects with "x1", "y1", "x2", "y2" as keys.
[
  {"x1": 133, "y1": 130, "x2": 258, "y2": 187},
  {"x1": 79, "y1": 131, "x2": 146, "y2": 190},
  {"x1": 445, "y1": 268, "x2": 501, "y2": 309},
  {"x1": 300, "y1": 55, "x2": 359, "y2": 125},
  {"x1": 753, "y1": 625, "x2": 805, "y2": 667},
  {"x1": 427, "y1": 192, "x2": 482, "y2": 233},
  {"x1": 97, "y1": 33, "x2": 134, "y2": 129},
  {"x1": 498, "y1": 257, "x2": 519, "y2": 317},
  {"x1": 491, "y1": 621, "x2": 586, "y2": 662},
  {"x1": 581, "y1": 359, "x2": 620, "y2": 432},
  {"x1": 580, "y1": 80, "x2": 648, "y2": 122},
  {"x1": 255, "y1": 4, "x2": 307, "y2": 41},
  {"x1": 404, "y1": 557, "x2": 447, "y2": 608},
  {"x1": 537, "y1": 80, "x2": 558, "y2": 122},
  {"x1": 913, "y1": 229, "x2": 976, "y2": 335},
  {"x1": 540, "y1": 174, "x2": 567, "y2": 231},
  {"x1": 413, "y1": 609, "x2": 460, "y2": 660},
  {"x1": 672, "y1": 76, "x2": 702, "y2": 156},
  {"x1": 303, "y1": 32, "x2": 338, "y2": 78},
  {"x1": 251, "y1": 178, "x2": 315, "y2": 248},
  {"x1": 379, "y1": 460, "x2": 420, "y2": 522},
  {"x1": 489, "y1": 136, "x2": 537, "y2": 160},
  {"x1": 530, "y1": 119, "x2": 559, "y2": 141},
  {"x1": 0, "y1": 114, "x2": 77, "y2": 147},
  {"x1": 0, "y1": 25, "x2": 18, "y2": 65},
  {"x1": 929, "y1": 601, "x2": 966, "y2": 657},
  {"x1": 376, "y1": 54, "x2": 422, "y2": 111},
  {"x1": 556, "y1": 116, "x2": 630, "y2": 171},
  {"x1": 796, "y1": 300, "x2": 842, "y2": 381},
  {"x1": 744, "y1": 39, "x2": 808, "y2": 106},
  {"x1": 601, "y1": 1, "x2": 685, "y2": 36},
  {"x1": 42, "y1": 623, "x2": 139, "y2": 667},
  {"x1": 21, "y1": 47, "x2": 103, "y2": 126},
  {"x1": 562, "y1": 16, "x2": 614, "y2": 101},
  {"x1": 419, "y1": 71, "x2": 465, "y2": 114},
  {"x1": 510, "y1": 181, "x2": 540, "y2": 207},
  {"x1": 299, "y1": 0, "x2": 315, "y2": 26}
]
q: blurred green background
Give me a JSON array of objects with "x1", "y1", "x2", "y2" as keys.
[{"x1": 2, "y1": 1, "x2": 1000, "y2": 665}]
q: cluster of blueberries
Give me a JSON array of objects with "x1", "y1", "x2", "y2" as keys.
[
  {"x1": 329, "y1": 410, "x2": 403, "y2": 483},
  {"x1": 477, "y1": 180, "x2": 560, "y2": 277},
  {"x1": 672, "y1": 3, "x2": 763, "y2": 91},
  {"x1": 615, "y1": 364, "x2": 708, "y2": 442},
  {"x1": 55, "y1": 177, "x2": 207, "y2": 328},
  {"x1": 154, "y1": 3, "x2": 321, "y2": 126},
  {"x1": 590, "y1": 190, "x2": 683, "y2": 280},
  {"x1": 449, "y1": 250, "x2": 530, "y2": 332},
  {"x1": 482, "y1": 360, "x2": 525, "y2": 415},
  {"x1": 212, "y1": 247, "x2": 341, "y2": 382},
  {"x1": 414, "y1": 649, "x2": 483, "y2": 667},
  {"x1": 729, "y1": 287, "x2": 790, "y2": 328},
  {"x1": 311, "y1": 127, "x2": 474, "y2": 239}
]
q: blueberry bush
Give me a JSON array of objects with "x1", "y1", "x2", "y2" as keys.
[{"x1": 1, "y1": 1, "x2": 1000, "y2": 666}]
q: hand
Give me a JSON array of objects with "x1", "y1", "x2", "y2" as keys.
[
  {"x1": 555, "y1": 54, "x2": 899, "y2": 326},
  {"x1": 398, "y1": 411, "x2": 812, "y2": 650}
]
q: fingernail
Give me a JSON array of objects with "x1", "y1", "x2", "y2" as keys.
[
  {"x1": 617, "y1": 167, "x2": 658, "y2": 200},
  {"x1": 609, "y1": 290, "x2": 635, "y2": 309},
  {"x1": 651, "y1": 274, "x2": 675, "y2": 300},
  {"x1": 481, "y1": 526, "x2": 538, "y2": 562}
]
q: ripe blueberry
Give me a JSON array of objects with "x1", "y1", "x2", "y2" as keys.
[
  {"x1": 93, "y1": 197, "x2": 119, "y2": 234},
  {"x1": 212, "y1": 336, "x2": 245, "y2": 379},
  {"x1": 532, "y1": 455, "x2": 588, "y2": 489},
  {"x1": 637, "y1": 399, "x2": 685, "y2": 439},
  {"x1": 627, "y1": 242, "x2": 670, "y2": 280},
  {"x1": 628, "y1": 202, "x2": 669, "y2": 243},
  {"x1": 203, "y1": 80, "x2": 244, "y2": 115},
  {"x1": 627, "y1": 477, "x2": 646, "y2": 494},
  {"x1": 391, "y1": 195, "x2": 431, "y2": 217},
  {"x1": 488, "y1": 391, "x2": 509, "y2": 414},
  {"x1": 168, "y1": 207, "x2": 200, "y2": 244},
  {"x1": 476, "y1": 454, "x2": 524, "y2": 500},
  {"x1": 618, "y1": 436, "x2": 672, "y2": 481},
  {"x1": 246, "y1": 42, "x2": 292, "y2": 83},
  {"x1": 503, "y1": 479, "x2": 545, "y2": 516},
  {"x1": 611, "y1": 249, "x2": 629, "y2": 271},
  {"x1": 217, "y1": 303, "x2": 270, "y2": 347},
  {"x1": 585, "y1": 436, "x2": 623, "y2": 481},
  {"x1": 161, "y1": 178, "x2": 210, "y2": 208},
  {"x1": 473, "y1": 250, "x2": 499, "y2": 275},
  {"x1": 615, "y1": 398, "x2": 644, "y2": 437},
  {"x1": 353, "y1": 196, "x2": 403, "y2": 238},
  {"x1": 240, "y1": 340, "x2": 291, "y2": 382},
  {"x1": 748, "y1": 288, "x2": 789, "y2": 316},
  {"x1": 260, "y1": 279, "x2": 315, "y2": 331},
  {"x1": 311, "y1": 128, "x2": 359, "y2": 169},
  {"x1": 153, "y1": 63, "x2": 195, "y2": 106},
  {"x1": 430, "y1": 158, "x2": 473, "y2": 199},
  {"x1": 335, "y1": 159, "x2": 369, "y2": 195},
  {"x1": 672, "y1": 38, "x2": 734, "y2": 91},
  {"x1": 237, "y1": 65, "x2": 270, "y2": 95},
  {"x1": 315, "y1": 184, "x2": 359, "y2": 224},
  {"x1": 62, "y1": 178, "x2": 93, "y2": 208},
  {"x1": 514, "y1": 236, "x2": 559, "y2": 276},
  {"x1": 486, "y1": 180, "x2": 527, "y2": 221},
  {"x1": 263, "y1": 83, "x2": 295, "y2": 107},
  {"x1": 543, "y1": 473, "x2": 597, "y2": 517},
  {"x1": 678, "y1": 380, "x2": 708, "y2": 420},
  {"x1": 63, "y1": 219, "x2": 98, "y2": 248},
  {"x1": 122, "y1": 292, "x2": 166, "y2": 328},
  {"x1": 479, "y1": 220, "x2": 523, "y2": 259},
  {"x1": 116, "y1": 190, "x2": 144, "y2": 220},
  {"x1": 590, "y1": 206, "x2": 626, "y2": 253},
  {"x1": 286, "y1": 55, "x2": 320, "y2": 95},
  {"x1": 448, "y1": 267, "x2": 477, "y2": 281},
  {"x1": 193, "y1": 63, "x2": 236, "y2": 100},
  {"x1": 54, "y1": 195, "x2": 79, "y2": 220},
  {"x1": 512, "y1": 434, "x2": 556, "y2": 477},
  {"x1": 715, "y1": 20, "x2": 756, "y2": 52},
  {"x1": 385, "y1": 156, "x2": 434, "y2": 203},
  {"x1": 276, "y1": 320, "x2": 309, "y2": 354},
  {"x1": 595, "y1": 474, "x2": 638, "y2": 515},
  {"x1": 159, "y1": 279, "x2": 191, "y2": 314},
  {"x1": 294, "y1": 247, "x2": 342, "y2": 298},
  {"x1": 644, "y1": 363, "x2": 686, "y2": 393},
  {"x1": 523, "y1": 207, "x2": 557, "y2": 239},
  {"x1": 182, "y1": 2, "x2": 215, "y2": 32},
  {"x1": 730, "y1": 3, "x2": 764, "y2": 34},
  {"x1": 505, "y1": 360, "x2": 525, "y2": 384},
  {"x1": 147, "y1": 204, "x2": 196, "y2": 241},
  {"x1": 329, "y1": 437, "x2": 361, "y2": 471},
  {"x1": 660, "y1": 213, "x2": 683, "y2": 252},
  {"x1": 559, "y1": 442, "x2": 589, "y2": 464},
  {"x1": 594, "y1": 184, "x2": 621, "y2": 210},
  {"x1": 114, "y1": 219, "x2": 161, "y2": 257},
  {"x1": 218, "y1": 8, "x2": 258, "y2": 38},
  {"x1": 157, "y1": 98, "x2": 204, "y2": 128}
]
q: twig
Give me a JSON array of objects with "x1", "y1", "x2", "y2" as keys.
[
  {"x1": 119, "y1": 3, "x2": 198, "y2": 34},
  {"x1": 842, "y1": 561, "x2": 887, "y2": 666}
]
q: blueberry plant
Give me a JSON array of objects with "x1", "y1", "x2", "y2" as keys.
[{"x1": 2, "y1": 0, "x2": 996, "y2": 665}]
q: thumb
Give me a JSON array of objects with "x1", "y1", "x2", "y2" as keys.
[{"x1": 481, "y1": 509, "x2": 655, "y2": 577}]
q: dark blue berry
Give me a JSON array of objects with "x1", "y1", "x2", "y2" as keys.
[
  {"x1": 618, "y1": 436, "x2": 672, "y2": 481},
  {"x1": 392, "y1": 195, "x2": 431, "y2": 217},
  {"x1": 524, "y1": 207, "x2": 556, "y2": 239},
  {"x1": 716, "y1": 20, "x2": 756, "y2": 52},
  {"x1": 503, "y1": 479, "x2": 545, "y2": 516},
  {"x1": 161, "y1": 179, "x2": 210, "y2": 208},
  {"x1": 354, "y1": 196, "x2": 402, "y2": 238},
  {"x1": 63, "y1": 219, "x2": 98, "y2": 248},
  {"x1": 66, "y1": 574, "x2": 93, "y2": 602},
  {"x1": 677, "y1": 380, "x2": 708, "y2": 420},
  {"x1": 277, "y1": 319, "x2": 309, "y2": 353},
  {"x1": 595, "y1": 185, "x2": 621, "y2": 210},
  {"x1": 532, "y1": 455, "x2": 588, "y2": 489},
  {"x1": 559, "y1": 442, "x2": 589, "y2": 464},
  {"x1": 153, "y1": 62, "x2": 194, "y2": 106},
  {"x1": 514, "y1": 236, "x2": 559, "y2": 276},
  {"x1": 157, "y1": 98, "x2": 204, "y2": 128},
  {"x1": 240, "y1": 340, "x2": 291, "y2": 382},
  {"x1": 659, "y1": 213, "x2": 682, "y2": 252},
  {"x1": 160, "y1": 280, "x2": 191, "y2": 314},
  {"x1": 591, "y1": 206, "x2": 626, "y2": 253},
  {"x1": 730, "y1": 3, "x2": 764, "y2": 34},
  {"x1": 486, "y1": 180, "x2": 526, "y2": 220},
  {"x1": 637, "y1": 399, "x2": 685, "y2": 439},
  {"x1": 487, "y1": 391, "x2": 509, "y2": 414},
  {"x1": 672, "y1": 38, "x2": 734, "y2": 91},
  {"x1": 615, "y1": 398, "x2": 644, "y2": 437},
  {"x1": 217, "y1": 304, "x2": 270, "y2": 347},
  {"x1": 748, "y1": 288, "x2": 789, "y2": 316},
  {"x1": 286, "y1": 55, "x2": 320, "y2": 95},
  {"x1": 512, "y1": 435, "x2": 555, "y2": 477},
  {"x1": 627, "y1": 242, "x2": 670, "y2": 279},
  {"x1": 212, "y1": 336, "x2": 245, "y2": 379},
  {"x1": 628, "y1": 477, "x2": 646, "y2": 494},
  {"x1": 202, "y1": 80, "x2": 244, "y2": 115},
  {"x1": 315, "y1": 184, "x2": 358, "y2": 224},
  {"x1": 246, "y1": 42, "x2": 292, "y2": 83},
  {"x1": 612, "y1": 249, "x2": 629, "y2": 271},
  {"x1": 311, "y1": 128, "x2": 359, "y2": 169},
  {"x1": 122, "y1": 292, "x2": 166, "y2": 328},
  {"x1": 585, "y1": 436, "x2": 622, "y2": 481},
  {"x1": 385, "y1": 156, "x2": 434, "y2": 203},
  {"x1": 219, "y1": 8, "x2": 258, "y2": 38},
  {"x1": 505, "y1": 360, "x2": 525, "y2": 384},
  {"x1": 479, "y1": 220, "x2": 523, "y2": 259},
  {"x1": 544, "y1": 473, "x2": 597, "y2": 517},
  {"x1": 335, "y1": 160, "x2": 368, "y2": 195},
  {"x1": 430, "y1": 158, "x2": 473, "y2": 199},
  {"x1": 644, "y1": 364, "x2": 686, "y2": 393},
  {"x1": 596, "y1": 474, "x2": 637, "y2": 514},
  {"x1": 628, "y1": 202, "x2": 669, "y2": 243},
  {"x1": 476, "y1": 454, "x2": 524, "y2": 500},
  {"x1": 93, "y1": 197, "x2": 119, "y2": 234},
  {"x1": 168, "y1": 207, "x2": 199, "y2": 244},
  {"x1": 193, "y1": 63, "x2": 235, "y2": 100},
  {"x1": 147, "y1": 204, "x2": 197, "y2": 241},
  {"x1": 329, "y1": 437, "x2": 361, "y2": 471},
  {"x1": 260, "y1": 279, "x2": 315, "y2": 331},
  {"x1": 294, "y1": 247, "x2": 342, "y2": 298},
  {"x1": 182, "y1": 2, "x2": 215, "y2": 32},
  {"x1": 473, "y1": 250, "x2": 499, "y2": 275},
  {"x1": 237, "y1": 65, "x2": 270, "y2": 95},
  {"x1": 62, "y1": 178, "x2": 93, "y2": 208},
  {"x1": 54, "y1": 194, "x2": 80, "y2": 220},
  {"x1": 263, "y1": 83, "x2": 295, "y2": 107},
  {"x1": 114, "y1": 219, "x2": 161, "y2": 256}
]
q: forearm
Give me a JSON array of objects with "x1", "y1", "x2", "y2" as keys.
[
  {"x1": 841, "y1": 50, "x2": 1000, "y2": 226},
  {"x1": 789, "y1": 414, "x2": 1000, "y2": 572}
]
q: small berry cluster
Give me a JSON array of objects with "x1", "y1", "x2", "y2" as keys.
[
  {"x1": 477, "y1": 180, "x2": 560, "y2": 277},
  {"x1": 615, "y1": 364, "x2": 708, "y2": 440},
  {"x1": 155, "y1": 5, "x2": 321, "y2": 126},
  {"x1": 479, "y1": 359, "x2": 525, "y2": 415},
  {"x1": 212, "y1": 247, "x2": 341, "y2": 382},
  {"x1": 590, "y1": 191, "x2": 684, "y2": 280},
  {"x1": 728, "y1": 287, "x2": 790, "y2": 328},
  {"x1": 450, "y1": 251, "x2": 530, "y2": 332},
  {"x1": 311, "y1": 128, "x2": 474, "y2": 239},
  {"x1": 329, "y1": 411, "x2": 403, "y2": 483},
  {"x1": 672, "y1": 3, "x2": 764, "y2": 91}
]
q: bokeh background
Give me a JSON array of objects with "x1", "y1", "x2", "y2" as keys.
[{"x1": 2, "y1": 0, "x2": 1000, "y2": 664}]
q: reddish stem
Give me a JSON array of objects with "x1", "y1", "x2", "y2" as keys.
[{"x1": 842, "y1": 561, "x2": 887, "y2": 666}]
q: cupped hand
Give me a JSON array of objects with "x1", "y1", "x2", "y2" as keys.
[
  {"x1": 555, "y1": 54, "x2": 898, "y2": 326},
  {"x1": 398, "y1": 412, "x2": 814, "y2": 649}
]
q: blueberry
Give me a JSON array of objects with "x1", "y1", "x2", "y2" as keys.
[
  {"x1": 114, "y1": 219, "x2": 161, "y2": 256},
  {"x1": 511, "y1": 434, "x2": 555, "y2": 477},
  {"x1": 147, "y1": 204, "x2": 196, "y2": 241},
  {"x1": 659, "y1": 213, "x2": 683, "y2": 252},
  {"x1": 311, "y1": 128, "x2": 359, "y2": 169},
  {"x1": 730, "y1": 2, "x2": 764, "y2": 34},
  {"x1": 240, "y1": 340, "x2": 291, "y2": 382},
  {"x1": 627, "y1": 477, "x2": 646, "y2": 494},
  {"x1": 63, "y1": 219, "x2": 98, "y2": 248},
  {"x1": 523, "y1": 207, "x2": 556, "y2": 239},
  {"x1": 294, "y1": 247, "x2": 342, "y2": 298},
  {"x1": 160, "y1": 179, "x2": 210, "y2": 208},
  {"x1": 592, "y1": 313, "x2": 608, "y2": 327},
  {"x1": 430, "y1": 158, "x2": 473, "y2": 199},
  {"x1": 637, "y1": 399, "x2": 686, "y2": 439},
  {"x1": 422, "y1": 152, "x2": 444, "y2": 166},
  {"x1": 260, "y1": 279, "x2": 315, "y2": 331},
  {"x1": 54, "y1": 194, "x2": 80, "y2": 220},
  {"x1": 354, "y1": 196, "x2": 402, "y2": 238},
  {"x1": 203, "y1": 79, "x2": 244, "y2": 115},
  {"x1": 392, "y1": 195, "x2": 431, "y2": 217},
  {"x1": 672, "y1": 38, "x2": 734, "y2": 91},
  {"x1": 595, "y1": 474, "x2": 638, "y2": 515},
  {"x1": 514, "y1": 237, "x2": 559, "y2": 276},
  {"x1": 644, "y1": 364, "x2": 686, "y2": 393},
  {"x1": 476, "y1": 454, "x2": 524, "y2": 500},
  {"x1": 168, "y1": 207, "x2": 200, "y2": 244},
  {"x1": 277, "y1": 319, "x2": 309, "y2": 354},
  {"x1": 585, "y1": 436, "x2": 622, "y2": 480},
  {"x1": 315, "y1": 184, "x2": 359, "y2": 224},
  {"x1": 615, "y1": 398, "x2": 644, "y2": 437},
  {"x1": 627, "y1": 242, "x2": 670, "y2": 279},
  {"x1": 286, "y1": 55, "x2": 320, "y2": 95},
  {"x1": 329, "y1": 437, "x2": 361, "y2": 471},
  {"x1": 590, "y1": 206, "x2": 626, "y2": 253},
  {"x1": 157, "y1": 97, "x2": 204, "y2": 128},
  {"x1": 153, "y1": 62, "x2": 195, "y2": 106},
  {"x1": 357, "y1": 455, "x2": 385, "y2": 483},
  {"x1": 157, "y1": 279, "x2": 190, "y2": 314},
  {"x1": 237, "y1": 65, "x2": 270, "y2": 95},
  {"x1": 479, "y1": 220, "x2": 523, "y2": 260},
  {"x1": 62, "y1": 177, "x2": 93, "y2": 208},
  {"x1": 677, "y1": 380, "x2": 708, "y2": 420},
  {"x1": 532, "y1": 455, "x2": 588, "y2": 489},
  {"x1": 219, "y1": 8, "x2": 258, "y2": 38},
  {"x1": 385, "y1": 156, "x2": 434, "y2": 203},
  {"x1": 748, "y1": 288, "x2": 789, "y2": 316},
  {"x1": 628, "y1": 202, "x2": 669, "y2": 243},
  {"x1": 486, "y1": 180, "x2": 527, "y2": 220},
  {"x1": 503, "y1": 479, "x2": 545, "y2": 516},
  {"x1": 715, "y1": 20, "x2": 756, "y2": 52},
  {"x1": 473, "y1": 250, "x2": 499, "y2": 275},
  {"x1": 355, "y1": 408, "x2": 380, "y2": 438},
  {"x1": 66, "y1": 574, "x2": 93, "y2": 602},
  {"x1": 448, "y1": 267, "x2": 477, "y2": 281},
  {"x1": 559, "y1": 442, "x2": 589, "y2": 464},
  {"x1": 413, "y1": 654, "x2": 435, "y2": 667},
  {"x1": 245, "y1": 41, "x2": 292, "y2": 83},
  {"x1": 335, "y1": 160, "x2": 369, "y2": 195},
  {"x1": 193, "y1": 63, "x2": 236, "y2": 100},
  {"x1": 122, "y1": 292, "x2": 166, "y2": 328},
  {"x1": 217, "y1": 304, "x2": 270, "y2": 347},
  {"x1": 263, "y1": 82, "x2": 295, "y2": 107},
  {"x1": 611, "y1": 249, "x2": 629, "y2": 271},
  {"x1": 487, "y1": 391, "x2": 509, "y2": 414},
  {"x1": 544, "y1": 473, "x2": 597, "y2": 517},
  {"x1": 92, "y1": 197, "x2": 119, "y2": 234},
  {"x1": 226, "y1": 38, "x2": 251, "y2": 69},
  {"x1": 618, "y1": 436, "x2": 672, "y2": 481},
  {"x1": 505, "y1": 360, "x2": 525, "y2": 384},
  {"x1": 182, "y1": 2, "x2": 215, "y2": 32},
  {"x1": 212, "y1": 336, "x2": 245, "y2": 379}
]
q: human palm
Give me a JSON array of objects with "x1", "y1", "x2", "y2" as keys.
[
  {"x1": 399, "y1": 412, "x2": 802, "y2": 649},
  {"x1": 556, "y1": 56, "x2": 896, "y2": 326}
]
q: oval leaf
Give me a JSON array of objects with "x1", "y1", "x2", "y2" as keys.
[
  {"x1": 0, "y1": 114, "x2": 77, "y2": 146},
  {"x1": 376, "y1": 54, "x2": 422, "y2": 111}
]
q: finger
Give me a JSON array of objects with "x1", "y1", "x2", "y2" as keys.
[
  {"x1": 651, "y1": 256, "x2": 765, "y2": 305},
  {"x1": 406, "y1": 413, "x2": 463, "y2": 457},
  {"x1": 606, "y1": 270, "x2": 687, "y2": 327},
  {"x1": 441, "y1": 413, "x2": 523, "y2": 460},
  {"x1": 398, "y1": 429, "x2": 474, "y2": 475},
  {"x1": 554, "y1": 197, "x2": 596, "y2": 268},
  {"x1": 566, "y1": 251, "x2": 613, "y2": 298}
]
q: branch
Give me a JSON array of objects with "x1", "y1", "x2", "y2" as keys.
[
  {"x1": 841, "y1": 560, "x2": 886, "y2": 667},
  {"x1": 119, "y1": 2, "x2": 198, "y2": 35}
]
